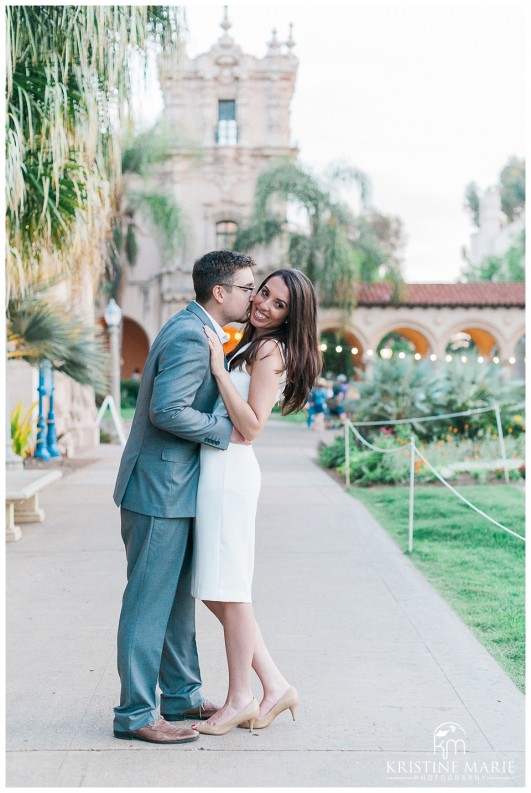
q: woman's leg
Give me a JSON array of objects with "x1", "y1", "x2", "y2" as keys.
[
  {"x1": 201, "y1": 600, "x2": 255, "y2": 726},
  {"x1": 203, "y1": 602, "x2": 291, "y2": 718}
]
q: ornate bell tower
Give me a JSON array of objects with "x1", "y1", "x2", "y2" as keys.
[
  {"x1": 154, "y1": 8, "x2": 298, "y2": 317},
  {"x1": 120, "y1": 8, "x2": 298, "y2": 345}
]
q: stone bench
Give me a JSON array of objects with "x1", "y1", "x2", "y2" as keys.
[{"x1": 5, "y1": 469, "x2": 62, "y2": 542}]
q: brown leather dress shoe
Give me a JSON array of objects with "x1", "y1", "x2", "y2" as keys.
[
  {"x1": 114, "y1": 715, "x2": 199, "y2": 744},
  {"x1": 163, "y1": 699, "x2": 220, "y2": 722}
]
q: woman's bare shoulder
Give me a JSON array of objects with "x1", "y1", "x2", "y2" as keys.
[{"x1": 256, "y1": 338, "x2": 284, "y2": 361}]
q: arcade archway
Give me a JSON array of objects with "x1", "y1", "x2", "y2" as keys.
[{"x1": 121, "y1": 317, "x2": 150, "y2": 379}]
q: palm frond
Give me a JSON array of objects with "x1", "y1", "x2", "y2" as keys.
[{"x1": 7, "y1": 296, "x2": 110, "y2": 393}]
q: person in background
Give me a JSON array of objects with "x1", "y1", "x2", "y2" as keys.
[
  {"x1": 328, "y1": 373, "x2": 349, "y2": 426},
  {"x1": 306, "y1": 377, "x2": 330, "y2": 432}
]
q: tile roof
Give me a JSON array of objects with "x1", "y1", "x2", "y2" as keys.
[{"x1": 356, "y1": 282, "x2": 525, "y2": 307}]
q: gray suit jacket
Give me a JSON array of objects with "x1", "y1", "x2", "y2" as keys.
[{"x1": 113, "y1": 302, "x2": 233, "y2": 518}]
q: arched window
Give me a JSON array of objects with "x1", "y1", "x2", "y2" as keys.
[{"x1": 216, "y1": 220, "x2": 238, "y2": 250}]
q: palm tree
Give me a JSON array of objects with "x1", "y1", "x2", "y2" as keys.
[
  {"x1": 234, "y1": 159, "x2": 402, "y2": 308},
  {"x1": 5, "y1": 7, "x2": 182, "y2": 462},
  {"x1": 5, "y1": 5, "x2": 182, "y2": 298},
  {"x1": 7, "y1": 292, "x2": 109, "y2": 394},
  {"x1": 106, "y1": 123, "x2": 186, "y2": 299}
]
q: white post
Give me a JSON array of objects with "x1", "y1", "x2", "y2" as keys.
[
  {"x1": 109, "y1": 324, "x2": 121, "y2": 416},
  {"x1": 493, "y1": 404, "x2": 510, "y2": 483},
  {"x1": 96, "y1": 395, "x2": 127, "y2": 447},
  {"x1": 344, "y1": 422, "x2": 350, "y2": 488},
  {"x1": 408, "y1": 434, "x2": 415, "y2": 553}
]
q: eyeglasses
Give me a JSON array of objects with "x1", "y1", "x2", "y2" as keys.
[{"x1": 219, "y1": 283, "x2": 255, "y2": 294}]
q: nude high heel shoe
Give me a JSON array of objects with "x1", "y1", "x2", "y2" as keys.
[
  {"x1": 194, "y1": 698, "x2": 259, "y2": 736},
  {"x1": 249, "y1": 685, "x2": 299, "y2": 730}
]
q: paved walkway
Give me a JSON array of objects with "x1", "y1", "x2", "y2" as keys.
[{"x1": 6, "y1": 422, "x2": 525, "y2": 787}]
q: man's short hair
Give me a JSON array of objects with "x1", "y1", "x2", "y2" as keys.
[{"x1": 193, "y1": 250, "x2": 256, "y2": 303}]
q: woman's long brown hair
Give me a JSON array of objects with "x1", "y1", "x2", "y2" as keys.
[{"x1": 228, "y1": 269, "x2": 322, "y2": 414}]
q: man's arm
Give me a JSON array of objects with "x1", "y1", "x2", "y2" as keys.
[{"x1": 149, "y1": 332, "x2": 233, "y2": 449}]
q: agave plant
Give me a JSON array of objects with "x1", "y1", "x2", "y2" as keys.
[
  {"x1": 355, "y1": 358, "x2": 448, "y2": 436},
  {"x1": 355, "y1": 357, "x2": 524, "y2": 440}
]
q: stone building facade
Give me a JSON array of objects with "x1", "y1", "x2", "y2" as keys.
[{"x1": 118, "y1": 10, "x2": 298, "y2": 371}]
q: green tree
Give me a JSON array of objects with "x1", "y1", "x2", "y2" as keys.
[
  {"x1": 5, "y1": 5, "x2": 181, "y2": 298},
  {"x1": 107, "y1": 123, "x2": 186, "y2": 298},
  {"x1": 463, "y1": 157, "x2": 525, "y2": 230},
  {"x1": 462, "y1": 229, "x2": 525, "y2": 282},
  {"x1": 499, "y1": 156, "x2": 525, "y2": 222},
  {"x1": 234, "y1": 160, "x2": 403, "y2": 308},
  {"x1": 464, "y1": 182, "x2": 481, "y2": 228}
]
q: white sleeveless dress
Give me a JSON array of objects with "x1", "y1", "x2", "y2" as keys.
[{"x1": 191, "y1": 344, "x2": 284, "y2": 603}]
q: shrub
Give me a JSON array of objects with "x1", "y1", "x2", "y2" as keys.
[
  {"x1": 10, "y1": 401, "x2": 37, "y2": 457},
  {"x1": 352, "y1": 357, "x2": 524, "y2": 442},
  {"x1": 121, "y1": 378, "x2": 141, "y2": 409},
  {"x1": 319, "y1": 428, "x2": 526, "y2": 487}
]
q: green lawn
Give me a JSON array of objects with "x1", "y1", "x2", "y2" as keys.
[{"x1": 352, "y1": 484, "x2": 526, "y2": 691}]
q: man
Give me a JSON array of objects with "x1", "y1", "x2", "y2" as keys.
[{"x1": 112, "y1": 250, "x2": 256, "y2": 744}]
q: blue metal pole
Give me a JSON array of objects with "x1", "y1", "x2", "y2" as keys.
[
  {"x1": 34, "y1": 364, "x2": 51, "y2": 460},
  {"x1": 46, "y1": 365, "x2": 61, "y2": 458}
]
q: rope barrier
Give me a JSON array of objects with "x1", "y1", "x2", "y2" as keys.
[
  {"x1": 346, "y1": 403, "x2": 511, "y2": 483},
  {"x1": 349, "y1": 405, "x2": 497, "y2": 427},
  {"x1": 414, "y1": 446, "x2": 525, "y2": 543},
  {"x1": 346, "y1": 420, "x2": 408, "y2": 454},
  {"x1": 342, "y1": 411, "x2": 524, "y2": 549}
]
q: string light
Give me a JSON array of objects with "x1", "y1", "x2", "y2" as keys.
[
  {"x1": 493, "y1": 356, "x2": 499, "y2": 364},
  {"x1": 477, "y1": 356, "x2": 484, "y2": 363},
  {"x1": 380, "y1": 347, "x2": 393, "y2": 360},
  {"x1": 429, "y1": 353, "x2": 437, "y2": 361},
  {"x1": 446, "y1": 354, "x2": 452, "y2": 362},
  {"x1": 366, "y1": 349, "x2": 374, "y2": 356},
  {"x1": 398, "y1": 351, "x2": 406, "y2": 359},
  {"x1": 461, "y1": 355, "x2": 467, "y2": 363},
  {"x1": 509, "y1": 356, "x2": 516, "y2": 365},
  {"x1": 351, "y1": 347, "x2": 358, "y2": 355},
  {"x1": 320, "y1": 343, "x2": 327, "y2": 351},
  {"x1": 414, "y1": 353, "x2": 421, "y2": 360},
  {"x1": 335, "y1": 345, "x2": 343, "y2": 353},
  {"x1": 234, "y1": 331, "x2": 242, "y2": 341}
]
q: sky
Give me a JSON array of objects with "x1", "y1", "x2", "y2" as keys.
[{"x1": 135, "y1": 0, "x2": 526, "y2": 283}]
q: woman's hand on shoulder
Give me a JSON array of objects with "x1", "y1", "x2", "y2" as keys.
[{"x1": 203, "y1": 325, "x2": 226, "y2": 378}]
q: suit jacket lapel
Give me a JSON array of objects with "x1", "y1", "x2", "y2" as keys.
[{"x1": 185, "y1": 302, "x2": 230, "y2": 371}]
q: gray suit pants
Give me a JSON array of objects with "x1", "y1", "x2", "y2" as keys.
[{"x1": 113, "y1": 508, "x2": 203, "y2": 733}]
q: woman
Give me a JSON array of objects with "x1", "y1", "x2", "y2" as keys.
[{"x1": 191, "y1": 269, "x2": 322, "y2": 735}]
